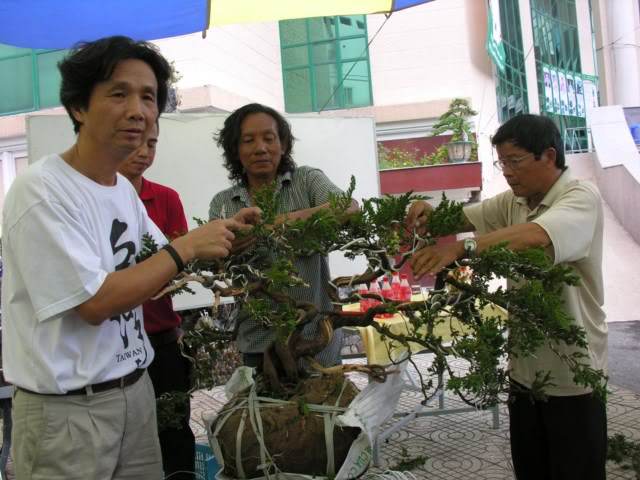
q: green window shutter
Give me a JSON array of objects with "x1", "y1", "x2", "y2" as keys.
[
  {"x1": 280, "y1": 19, "x2": 307, "y2": 46},
  {"x1": 0, "y1": 55, "x2": 35, "y2": 114},
  {"x1": 0, "y1": 44, "x2": 66, "y2": 116},
  {"x1": 283, "y1": 68, "x2": 313, "y2": 113},
  {"x1": 314, "y1": 63, "x2": 341, "y2": 110},
  {"x1": 280, "y1": 15, "x2": 372, "y2": 113},
  {"x1": 341, "y1": 61, "x2": 372, "y2": 108},
  {"x1": 37, "y1": 50, "x2": 67, "y2": 109}
]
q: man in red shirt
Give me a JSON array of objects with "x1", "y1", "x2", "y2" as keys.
[{"x1": 119, "y1": 122, "x2": 194, "y2": 480}]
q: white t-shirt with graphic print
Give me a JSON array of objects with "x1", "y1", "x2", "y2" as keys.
[{"x1": 1, "y1": 154, "x2": 165, "y2": 394}]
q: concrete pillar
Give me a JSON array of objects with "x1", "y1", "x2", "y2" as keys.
[
  {"x1": 610, "y1": 0, "x2": 640, "y2": 106},
  {"x1": 576, "y1": 0, "x2": 597, "y2": 76},
  {"x1": 518, "y1": 0, "x2": 541, "y2": 115}
]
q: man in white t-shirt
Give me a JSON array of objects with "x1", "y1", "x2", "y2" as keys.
[
  {"x1": 1, "y1": 36, "x2": 258, "y2": 480},
  {"x1": 406, "y1": 114, "x2": 607, "y2": 480}
]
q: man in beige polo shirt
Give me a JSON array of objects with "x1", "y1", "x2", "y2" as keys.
[{"x1": 407, "y1": 114, "x2": 607, "y2": 480}]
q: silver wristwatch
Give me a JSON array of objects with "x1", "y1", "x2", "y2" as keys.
[{"x1": 463, "y1": 237, "x2": 477, "y2": 257}]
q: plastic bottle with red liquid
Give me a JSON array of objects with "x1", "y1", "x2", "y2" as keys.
[
  {"x1": 380, "y1": 276, "x2": 393, "y2": 318},
  {"x1": 357, "y1": 284, "x2": 369, "y2": 312},
  {"x1": 390, "y1": 271, "x2": 401, "y2": 300},
  {"x1": 368, "y1": 279, "x2": 382, "y2": 311},
  {"x1": 400, "y1": 274, "x2": 412, "y2": 302}
]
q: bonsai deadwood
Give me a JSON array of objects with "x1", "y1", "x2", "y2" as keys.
[{"x1": 139, "y1": 176, "x2": 607, "y2": 406}]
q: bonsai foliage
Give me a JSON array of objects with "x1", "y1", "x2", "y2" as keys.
[
  {"x1": 143, "y1": 177, "x2": 606, "y2": 416},
  {"x1": 607, "y1": 434, "x2": 640, "y2": 479}
]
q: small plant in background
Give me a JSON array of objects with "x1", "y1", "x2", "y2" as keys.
[
  {"x1": 430, "y1": 98, "x2": 477, "y2": 142},
  {"x1": 388, "y1": 446, "x2": 428, "y2": 471},
  {"x1": 377, "y1": 144, "x2": 445, "y2": 170},
  {"x1": 377, "y1": 97, "x2": 478, "y2": 170},
  {"x1": 430, "y1": 98, "x2": 478, "y2": 162}
]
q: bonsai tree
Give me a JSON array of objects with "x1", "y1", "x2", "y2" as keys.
[
  {"x1": 140, "y1": 178, "x2": 606, "y2": 477},
  {"x1": 376, "y1": 98, "x2": 478, "y2": 169},
  {"x1": 427, "y1": 97, "x2": 479, "y2": 163}
]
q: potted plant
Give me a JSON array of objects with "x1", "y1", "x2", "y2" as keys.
[
  {"x1": 430, "y1": 98, "x2": 478, "y2": 163},
  {"x1": 143, "y1": 180, "x2": 605, "y2": 479}
]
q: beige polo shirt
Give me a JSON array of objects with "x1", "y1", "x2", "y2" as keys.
[{"x1": 464, "y1": 168, "x2": 607, "y2": 396}]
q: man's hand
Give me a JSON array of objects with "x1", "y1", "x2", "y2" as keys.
[
  {"x1": 233, "y1": 207, "x2": 262, "y2": 226},
  {"x1": 229, "y1": 207, "x2": 261, "y2": 253},
  {"x1": 405, "y1": 201, "x2": 433, "y2": 235},
  {"x1": 173, "y1": 218, "x2": 244, "y2": 261},
  {"x1": 411, "y1": 241, "x2": 464, "y2": 280}
]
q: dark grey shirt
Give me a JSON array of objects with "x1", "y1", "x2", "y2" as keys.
[{"x1": 209, "y1": 166, "x2": 343, "y2": 366}]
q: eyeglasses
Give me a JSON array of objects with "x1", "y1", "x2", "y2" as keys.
[{"x1": 493, "y1": 152, "x2": 533, "y2": 171}]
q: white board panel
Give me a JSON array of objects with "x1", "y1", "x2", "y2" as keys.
[{"x1": 27, "y1": 113, "x2": 380, "y2": 310}]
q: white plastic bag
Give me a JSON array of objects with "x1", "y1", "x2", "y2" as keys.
[
  {"x1": 209, "y1": 360, "x2": 409, "y2": 480},
  {"x1": 224, "y1": 366, "x2": 255, "y2": 400}
]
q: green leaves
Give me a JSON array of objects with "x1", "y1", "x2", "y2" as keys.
[
  {"x1": 252, "y1": 181, "x2": 281, "y2": 225},
  {"x1": 607, "y1": 433, "x2": 640, "y2": 477},
  {"x1": 424, "y1": 193, "x2": 466, "y2": 239},
  {"x1": 156, "y1": 177, "x2": 607, "y2": 409},
  {"x1": 135, "y1": 233, "x2": 160, "y2": 264}
]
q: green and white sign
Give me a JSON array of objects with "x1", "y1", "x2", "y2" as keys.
[
  {"x1": 486, "y1": 0, "x2": 506, "y2": 72},
  {"x1": 540, "y1": 63, "x2": 595, "y2": 118}
]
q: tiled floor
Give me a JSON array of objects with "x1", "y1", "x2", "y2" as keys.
[{"x1": 2, "y1": 353, "x2": 639, "y2": 479}]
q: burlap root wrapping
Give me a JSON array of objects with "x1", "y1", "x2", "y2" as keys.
[{"x1": 213, "y1": 375, "x2": 361, "y2": 478}]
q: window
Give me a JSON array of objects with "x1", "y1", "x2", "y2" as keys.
[
  {"x1": 279, "y1": 16, "x2": 373, "y2": 113},
  {"x1": 0, "y1": 142, "x2": 28, "y2": 213},
  {"x1": 530, "y1": 0, "x2": 586, "y2": 134},
  {"x1": 0, "y1": 44, "x2": 67, "y2": 116},
  {"x1": 494, "y1": 1, "x2": 530, "y2": 123}
]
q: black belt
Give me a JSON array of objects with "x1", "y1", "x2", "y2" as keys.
[
  {"x1": 148, "y1": 327, "x2": 182, "y2": 349},
  {"x1": 17, "y1": 368, "x2": 146, "y2": 396}
]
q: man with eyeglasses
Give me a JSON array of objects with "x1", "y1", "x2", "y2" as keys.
[{"x1": 406, "y1": 114, "x2": 607, "y2": 480}]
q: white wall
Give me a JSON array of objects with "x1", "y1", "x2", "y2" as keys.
[
  {"x1": 26, "y1": 113, "x2": 381, "y2": 308},
  {"x1": 366, "y1": 1, "x2": 500, "y2": 186},
  {"x1": 367, "y1": 1, "x2": 472, "y2": 106},
  {"x1": 153, "y1": 23, "x2": 285, "y2": 111}
]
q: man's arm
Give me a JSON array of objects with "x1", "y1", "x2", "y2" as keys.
[
  {"x1": 411, "y1": 218, "x2": 551, "y2": 279},
  {"x1": 75, "y1": 218, "x2": 244, "y2": 325},
  {"x1": 276, "y1": 199, "x2": 359, "y2": 223},
  {"x1": 279, "y1": 167, "x2": 359, "y2": 223}
]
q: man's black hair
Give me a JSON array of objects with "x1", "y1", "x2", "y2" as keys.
[
  {"x1": 491, "y1": 114, "x2": 566, "y2": 170},
  {"x1": 58, "y1": 36, "x2": 173, "y2": 133},
  {"x1": 215, "y1": 103, "x2": 296, "y2": 184}
]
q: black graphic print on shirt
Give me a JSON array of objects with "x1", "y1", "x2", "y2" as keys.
[{"x1": 108, "y1": 218, "x2": 148, "y2": 365}]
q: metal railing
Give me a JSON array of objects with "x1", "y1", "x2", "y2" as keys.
[{"x1": 564, "y1": 126, "x2": 594, "y2": 154}]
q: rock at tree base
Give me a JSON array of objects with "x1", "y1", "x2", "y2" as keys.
[{"x1": 213, "y1": 375, "x2": 362, "y2": 478}]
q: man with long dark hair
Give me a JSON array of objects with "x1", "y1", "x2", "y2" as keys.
[{"x1": 209, "y1": 103, "x2": 357, "y2": 370}]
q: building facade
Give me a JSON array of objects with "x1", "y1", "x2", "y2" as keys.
[{"x1": 0, "y1": 0, "x2": 638, "y2": 214}]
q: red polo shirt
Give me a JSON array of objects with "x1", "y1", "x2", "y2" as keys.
[{"x1": 139, "y1": 177, "x2": 188, "y2": 334}]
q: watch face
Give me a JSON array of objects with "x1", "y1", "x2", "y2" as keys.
[{"x1": 464, "y1": 238, "x2": 477, "y2": 252}]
